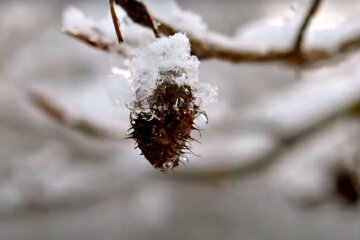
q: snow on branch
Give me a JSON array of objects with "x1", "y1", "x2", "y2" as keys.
[
  {"x1": 62, "y1": 0, "x2": 360, "y2": 68},
  {"x1": 139, "y1": 0, "x2": 360, "y2": 67},
  {"x1": 62, "y1": 7, "x2": 116, "y2": 51},
  {"x1": 62, "y1": 6, "x2": 156, "y2": 57},
  {"x1": 28, "y1": 90, "x2": 124, "y2": 140}
]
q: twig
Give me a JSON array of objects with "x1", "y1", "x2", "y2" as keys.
[
  {"x1": 109, "y1": 0, "x2": 124, "y2": 44},
  {"x1": 291, "y1": 0, "x2": 322, "y2": 65},
  {"x1": 114, "y1": 0, "x2": 160, "y2": 38},
  {"x1": 62, "y1": 28, "x2": 113, "y2": 51},
  {"x1": 28, "y1": 90, "x2": 124, "y2": 141}
]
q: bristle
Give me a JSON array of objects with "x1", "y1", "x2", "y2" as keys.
[{"x1": 128, "y1": 78, "x2": 199, "y2": 170}]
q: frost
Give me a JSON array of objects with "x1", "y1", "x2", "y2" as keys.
[{"x1": 109, "y1": 33, "x2": 218, "y2": 112}]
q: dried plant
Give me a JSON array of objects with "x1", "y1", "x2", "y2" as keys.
[{"x1": 39, "y1": 0, "x2": 360, "y2": 182}]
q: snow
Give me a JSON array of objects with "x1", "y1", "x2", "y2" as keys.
[
  {"x1": 231, "y1": 0, "x2": 313, "y2": 51},
  {"x1": 306, "y1": 14, "x2": 360, "y2": 51},
  {"x1": 109, "y1": 33, "x2": 218, "y2": 111},
  {"x1": 63, "y1": 0, "x2": 360, "y2": 59},
  {"x1": 107, "y1": 74, "x2": 133, "y2": 107},
  {"x1": 62, "y1": 6, "x2": 155, "y2": 54},
  {"x1": 130, "y1": 33, "x2": 199, "y2": 95},
  {"x1": 145, "y1": 0, "x2": 360, "y2": 56},
  {"x1": 63, "y1": 7, "x2": 95, "y2": 35},
  {"x1": 142, "y1": 0, "x2": 316, "y2": 53},
  {"x1": 144, "y1": 0, "x2": 208, "y2": 34}
]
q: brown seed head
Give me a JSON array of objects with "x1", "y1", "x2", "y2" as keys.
[{"x1": 129, "y1": 71, "x2": 199, "y2": 170}]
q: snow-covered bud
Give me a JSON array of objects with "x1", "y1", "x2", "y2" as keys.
[{"x1": 109, "y1": 33, "x2": 218, "y2": 170}]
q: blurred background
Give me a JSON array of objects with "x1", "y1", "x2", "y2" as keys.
[{"x1": 1, "y1": 0, "x2": 360, "y2": 239}]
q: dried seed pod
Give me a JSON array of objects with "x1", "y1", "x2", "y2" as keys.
[
  {"x1": 108, "y1": 33, "x2": 218, "y2": 170},
  {"x1": 129, "y1": 75, "x2": 199, "y2": 170}
]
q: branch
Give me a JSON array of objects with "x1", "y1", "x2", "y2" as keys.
[
  {"x1": 63, "y1": 0, "x2": 360, "y2": 68},
  {"x1": 292, "y1": 0, "x2": 322, "y2": 56},
  {"x1": 114, "y1": 0, "x2": 360, "y2": 67},
  {"x1": 166, "y1": 115, "x2": 353, "y2": 183},
  {"x1": 292, "y1": 0, "x2": 321, "y2": 65},
  {"x1": 28, "y1": 90, "x2": 124, "y2": 141},
  {"x1": 110, "y1": 0, "x2": 124, "y2": 44},
  {"x1": 146, "y1": 0, "x2": 325, "y2": 66},
  {"x1": 62, "y1": 28, "x2": 113, "y2": 51},
  {"x1": 114, "y1": 0, "x2": 160, "y2": 38}
]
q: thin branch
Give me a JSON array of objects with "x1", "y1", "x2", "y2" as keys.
[
  {"x1": 63, "y1": 21, "x2": 360, "y2": 68},
  {"x1": 114, "y1": 0, "x2": 160, "y2": 38},
  {"x1": 28, "y1": 90, "x2": 124, "y2": 141},
  {"x1": 292, "y1": 0, "x2": 322, "y2": 55},
  {"x1": 110, "y1": 0, "x2": 124, "y2": 44},
  {"x1": 62, "y1": 28, "x2": 113, "y2": 51}
]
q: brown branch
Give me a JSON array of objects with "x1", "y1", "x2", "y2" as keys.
[
  {"x1": 110, "y1": 0, "x2": 124, "y2": 44},
  {"x1": 156, "y1": 22, "x2": 295, "y2": 62},
  {"x1": 62, "y1": 28, "x2": 113, "y2": 51},
  {"x1": 115, "y1": 0, "x2": 360, "y2": 67},
  {"x1": 150, "y1": 0, "x2": 324, "y2": 65},
  {"x1": 291, "y1": 0, "x2": 322, "y2": 65},
  {"x1": 114, "y1": 0, "x2": 160, "y2": 38},
  {"x1": 28, "y1": 90, "x2": 124, "y2": 141},
  {"x1": 64, "y1": 0, "x2": 360, "y2": 68}
]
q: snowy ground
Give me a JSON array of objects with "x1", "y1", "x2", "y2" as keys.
[{"x1": 1, "y1": 0, "x2": 360, "y2": 239}]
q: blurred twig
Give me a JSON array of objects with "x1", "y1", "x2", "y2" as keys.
[
  {"x1": 166, "y1": 120, "x2": 339, "y2": 183},
  {"x1": 62, "y1": 28, "x2": 114, "y2": 51},
  {"x1": 28, "y1": 90, "x2": 124, "y2": 141},
  {"x1": 167, "y1": 98, "x2": 360, "y2": 182},
  {"x1": 291, "y1": 0, "x2": 322, "y2": 65}
]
